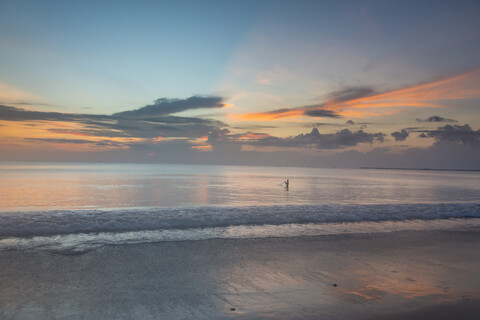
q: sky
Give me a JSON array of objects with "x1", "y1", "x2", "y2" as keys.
[{"x1": 1, "y1": 0, "x2": 479, "y2": 169}]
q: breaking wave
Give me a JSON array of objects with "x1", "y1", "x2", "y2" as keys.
[{"x1": 1, "y1": 203, "x2": 479, "y2": 238}]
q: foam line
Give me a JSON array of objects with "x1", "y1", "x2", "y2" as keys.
[{"x1": 1, "y1": 203, "x2": 479, "y2": 237}]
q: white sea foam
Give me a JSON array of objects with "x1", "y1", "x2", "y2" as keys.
[{"x1": 1, "y1": 203, "x2": 479, "y2": 237}]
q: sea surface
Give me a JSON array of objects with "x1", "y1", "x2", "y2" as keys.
[{"x1": 1, "y1": 161, "x2": 479, "y2": 253}]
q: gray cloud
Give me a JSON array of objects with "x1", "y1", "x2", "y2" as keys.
[
  {"x1": 25, "y1": 138, "x2": 124, "y2": 147},
  {"x1": 269, "y1": 87, "x2": 375, "y2": 120},
  {"x1": 6, "y1": 133, "x2": 478, "y2": 170},
  {"x1": 391, "y1": 129, "x2": 409, "y2": 141},
  {"x1": 243, "y1": 86, "x2": 375, "y2": 120},
  {"x1": 324, "y1": 87, "x2": 375, "y2": 103},
  {"x1": 206, "y1": 128, "x2": 242, "y2": 153},
  {"x1": 1, "y1": 97, "x2": 227, "y2": 142},
  {"x1": 258, "y1": 105, "x2": 342, "y2": 119},
  {"x1": 26, "y1": 138, "x2": 94, "y2": 144},
  {"x1": 207, "y1": 128, "x2": 230, "y2": 143},
  {"x1": 0, "y1": 105, "x2": 111, "y2": 122},
  {"x1": 421, "y1": 124, "x2": 480, "y2": 146},
  {"x1": 303, "y1": 109, "x2": 341, "y2": 118},
  {"x1": 113, "y1": 96, "x2": 224, "y2": 118},
  {"x1": 416, "y1": 115, "x2": 458, "y2": 123},
  {"x1": 57, "y1": 117, "x2": 224, "y2": 139},
  {"x1": 304, "y1": 122, "x2": 347, "y2": 128},
  {"x1": 345, "y1": 120, "x2": 371, "y2": 126},
  {"x1": 0, "y1": 101, "x2": 52, "y2": 107},
  {"x1": 243, "y1": 128, "x2": 386, "y2": 149}
]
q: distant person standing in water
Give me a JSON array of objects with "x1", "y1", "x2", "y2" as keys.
[{"x1": 284, "y1": 179, "x2": 289, "y2": 191}]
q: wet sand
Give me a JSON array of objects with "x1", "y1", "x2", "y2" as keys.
[{"x1": 1, "y1": 228, "x2": 480, "y2": 319}]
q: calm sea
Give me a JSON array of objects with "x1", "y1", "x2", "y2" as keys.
[{"x1": 1, "y1": 162, "x2": 479, "y2": 253}]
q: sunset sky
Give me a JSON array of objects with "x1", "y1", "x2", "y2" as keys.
[{"x1": 1, "y1": 0, "x2": 479, "y2": 169}]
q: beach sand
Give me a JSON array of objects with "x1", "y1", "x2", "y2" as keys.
[{"x1": 1, "y1": 228, "x2": 480, "y2": 319}]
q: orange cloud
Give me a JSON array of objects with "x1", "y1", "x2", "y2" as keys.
[
  {"x1": 0, "y1": 120, "x2": 142, "y2": 152},
  {"x1": 232, "y1": 109, "x2": 305, "y2": 121},
  {"x1": 46, "y1": 129, "x2": 96, "y2": 137},
  {"x1": 191, "y1": 145, "x2": 212, "y2": 151},
  {"x1": 236, "y1": 133, "x2": 271, "y2": 140},
  {"x1": 236, "y1": 68, "x2": 480, "y2": 121},
  {"x1": 330, "y1": 69, "x2": 480, "y2": 110}
]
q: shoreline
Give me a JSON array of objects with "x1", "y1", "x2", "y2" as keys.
[{"x1": 1, "y1": 228, "x2": 480, "y2": 319}]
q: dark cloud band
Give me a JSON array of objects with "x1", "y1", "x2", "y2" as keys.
[
  {"x1": 416, "y1": 115, "x2": 457, "y2": 123},
  {"x1": 236, "y1": 128, "x2": 386, "y2": 149},
  {"x1": 419, "y1": 124, "x2": 480, "y2": 146},
  {"x1": 113, "y1": 96, "x2": 225, "y2": 118},
  {"x1": 0, "y1": 96, "x2": 228, "y2": 140}
]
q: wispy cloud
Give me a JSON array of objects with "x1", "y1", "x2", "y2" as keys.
[
  {"x1": 303, "y1": 109, "x2": 342, "y2": 118},
  {"x1": 416, "y1": 115, "x2": 458, "y2": 123},
  {"x1": 0, "y1": 83, "x2": 45, "y2": 106},
  {"x1": 25, "y1": 138, "x2": 125, "y2": 148},
  {"x1": 114, "y1": 96, "x2": 225, "y2": 118},
  {"x1": 236, "y1": 69, "x2": 480, "y2": 121},
  {"x1": 235, "y1": 104, "x2": 341, "y2": 121}
]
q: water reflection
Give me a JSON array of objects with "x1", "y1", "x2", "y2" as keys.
[
  {"x1": 211, "y1": 231, "x2": 480, "y2": 319},
  {"x1": 0, "y1": 162, "x2": 479, "y2": 210}
]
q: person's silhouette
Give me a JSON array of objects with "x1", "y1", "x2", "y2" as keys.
[{"x1": 284, "y1": 179, "x2": 289, "y2": 191}]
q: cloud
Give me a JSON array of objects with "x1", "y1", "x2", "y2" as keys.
[
  {"x1": 196, "y1": 126, "x2": 386, "y2": 151},
  {"x1": 236, "y1": 104, "x2": 342, "y2": 121},
  {"x1": 237, "y1": 68, "x2": 480, "y2": 121},
  {"x1": 303, "y1": 109, "x2": 341, "y2": 118},
  {"x1": 5, "y1": 132, "x2": 478, "y2": 169},
  {"x1": 65, "y1": 117, "x2": 224, "y2": 139},
  {"x1": 324, "y1": 142, "x2": 480, "y2": 170},
  {"x1": 0, "y1": 105, "x2": 110, "y2": 122},
  {"x1": 345, "y1": 120, "x2": 371, "y2": 126},
  {"x1": 0, "y1": 82, "x2": 45, "y2": 106},
  {"x1": 207, "y1": 128, "x2": 231, "y2": 144},
  {"x1": 25, "y1": 138, "x2": 124, "y2": 147},
  {"x1": 324, "y1": 87, "x2": 375, "y2": 103},
  {"x1": 233, "y1": 124, "x2": 277, "y2": 130},
  {"x1": 205, "y1": 128, "x2": 242, "y2": 153},
  {"x1": 391, "y1": 129, "x2": 409, "y2": 141},
  {"x1": 0, "y1": 97, "x2": 228, "y2": 141},
  {"x1": 420, "y1": 124, "x2": 480, "y2": 147},
  {"x1": 416, "y1": 115, "x2": 458, "y2": 123},
  {"x1": 113, "y1": 96, "x2": 225, "y2": 118},
  {"x1": 304, "y1": 122, "x2": 347, "y2": 128},
  {"x1": 243, "y1": 128, "x2": 386, "y2": 149},
  {"x1": 26, "y1": 138, "x2": 94, "y2": 144}
]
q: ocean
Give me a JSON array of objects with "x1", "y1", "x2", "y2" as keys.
[
  {"x1": 2, "y1": 162, "x2": 480, "y2": 319},
  {"x1": 1, "y1": 161, "x2": 479, "y2": 253}
]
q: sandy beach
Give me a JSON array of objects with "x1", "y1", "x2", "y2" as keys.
[{"x1": 1, "y1": 227, "x2": 480, "y2": 319}]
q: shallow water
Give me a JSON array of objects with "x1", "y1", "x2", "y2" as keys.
[
  {"x1": 1, "y1": 162, "x2": 479, "y2": 252},
  {"x1": 1, "y1": 162, "x2": 479, "y2": 210}
]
